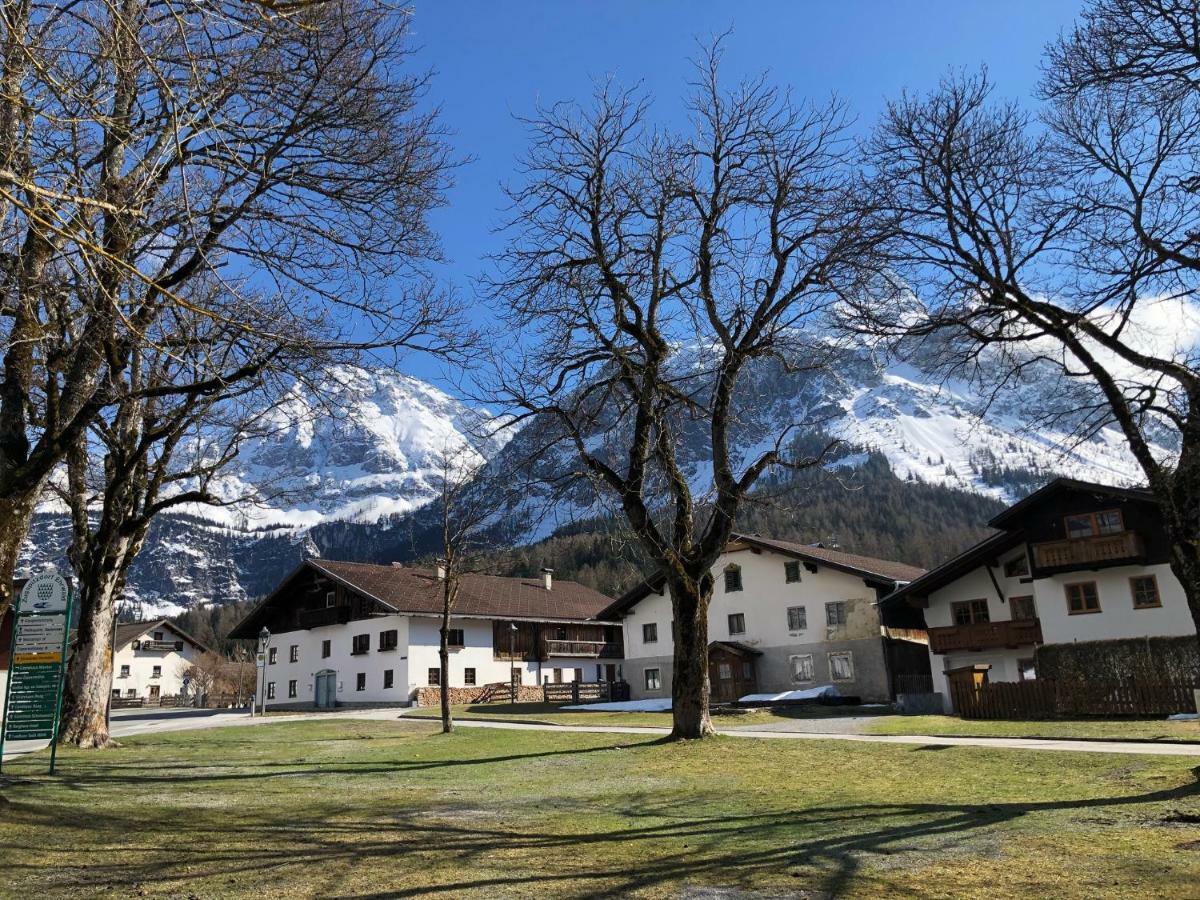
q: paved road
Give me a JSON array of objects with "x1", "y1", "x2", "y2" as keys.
[{"x1": 6, "y1": 706, "x2": 1200, "y2": 760}]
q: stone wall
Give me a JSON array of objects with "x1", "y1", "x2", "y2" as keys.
[{"x1": 413, "y1": 683, "x2": 545, "y2": 707}]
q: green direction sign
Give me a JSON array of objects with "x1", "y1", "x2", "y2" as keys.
[{"x1": 0, "y1": 572, "x2": 74, "y2": 773}]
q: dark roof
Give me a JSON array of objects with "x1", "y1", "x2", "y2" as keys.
[
  {"x1": 988, "y1": 477, "x2": 1153, "y2": 528},
  {"x1": 882, "y1": 477, "x2": 1154, "y2": 607},
  {"x1": 879, "y1": 530, "x2": 1022, "y2": 607},
  {"x1": 230, "y1": 559, "x2": 619, "y2": 639},
  {"x1": 311, "y1": 560, "x2": 618, "y2": 621},
  {"x1": 601, "y1": 534, "x2": 925, "y2": 618},
  {"x1": 710, "y1": 640, "x2": 763, "y2": 657},
  {"x1": 112, "y1": 618, "x2": 213, "y2": 654}
]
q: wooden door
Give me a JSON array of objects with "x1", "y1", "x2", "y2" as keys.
[{"x1": 315, "y1": 670, "x2": 336, "y2": 708}]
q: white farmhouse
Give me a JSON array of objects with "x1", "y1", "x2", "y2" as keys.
[
  {"x1": 882, "y1": 478, "x2": 1199, "y2": 712},
  {"x1": 601, "y1": 534, "x2": 927, "y2": 703},
  {"x1": 109, "y1": 619, "x2": 212, "y2": 704},
  {"x1": 229, "y1": 560, "x2": 622, "y2": 709}
]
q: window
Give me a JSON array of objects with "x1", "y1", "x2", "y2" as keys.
[
  {"x1": 556, "y1": 626, "x2": 567, "y2": 641},
  {"x1": 718, "y1": 662, "x2": 732, "y2": 680},
  {"x1": 351, "y1": 634, "x2": 369, "y2": 655},
  {"x1": 289, "y1": 644, "x2": 299, "y2": 663},
  {"x1": 119, "y1": 665, "x2": 130, "y2": 678},
  {"x1": 321, "y1": 639, "x2": 331, "y2": 659},
  {"x1": 742, "y1": 661, "x2": 753, "y2": 679},
  {"x1": 951, "y1": 599, "x2": 990, "y2": 625},
  {"x1": 266, "y1": 681, "x2": 276, "y2": 699},
  {"x1": 727, "y1": 613, "x2": 746, "y2": 635},
  {"x1": 1009, "y1": 595, "x2": 1036, "y2": 620},
  {"x1": 1003, "y1": 554, "x2": 1030, "y2": 578},
  {"x1": 642, "y1": 622, "x2": 658, "y2": 643},
  {"x1": 427, "y1": 667, "x2": 440, "y2": 686},
  {"x1": 153, "y1": 631, "x2": 164, "y2": 641},
  {"x1": 644, "y1": 668, "x2": 661, "y2": 691},
  {"x1": 1130, "y1": 575, "x2": 1161, "y2": 609},
  {"x1": 790, "y1": 654, "x2": 814, "y2": 683},
  {"x1": 825, "y1": 601, "x2": 848, "y2": 626},
  {"x1": 325, "y1": 590, "x2": 336, "y2": 608},
  {"x1": 1065, "y1": 581, "x2": 1101, "y2": 614},
  {"x1": 724, "y1": 566, "x2": 743, "y2": 592},
  {"x1": 553, "y1": 668, "x2": 562, "y2": 683},
  {"x1": 1065, "y1": 508, "x2": 1124, "y2": 539},
  {"x1": 383, "y1": 669, "x2": 394, "y2": 689},
  {"x1": 464, "y1": 668, "x2": 476, "y2": 686},
  {"x1": 111, "y1": 689, "x2": 120, "y2": 699},
  {"x1": 829, "y1": 651, "x2": 854, "y2": 681},
  {"x1": 268, "y1": 647, "x2": 277, "y2": 665},
  {"x1": 355, "y1": 672, "x2": 366, "y2": 692},
  {"x1": 126, "y1": 688, "x2": 136, "y2": 698},
  {"x1": 447, "y1": 628, "x2": 465, "y2": 648},
  {"x1": 379, "y1": 629, "x2": 398, "y2": 651},
  {"x1": 786, "y1": 606, "x2": 806, "y2": 631},
  {"x1": 288, "y1": 680, "x2": 297, "y2": 698},
  {"x1": 784, "y1": 560, "x2": 801, "y2": 583},
  {"x1": 1018, "y1": 658, "x2": 1036, "y2": 682},
  {"x1": 573, "y1": 667, "x2": 583, "y2": 682},
  {"x1": 151, "y1": 665, "x2": 161, "y2": 678}
]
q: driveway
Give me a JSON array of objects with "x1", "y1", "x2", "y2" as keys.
[{"x1": 5, "y1": 705, "x2": 1200, "y2": 760}]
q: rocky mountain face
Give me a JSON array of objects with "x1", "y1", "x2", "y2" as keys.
[{"x1": 17, "y1": 343, "x2": 1170, "y2": 616}]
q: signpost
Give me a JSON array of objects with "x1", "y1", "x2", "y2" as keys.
[{"x1": 0, "y1": 571, "x2": 73, "y2": 774}]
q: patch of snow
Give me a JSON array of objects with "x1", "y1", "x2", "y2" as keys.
[
  {"x1": 738, "y1": 685, "x2": 841, "y2": 702},
  {"x1": 562, "y1": 698, "x2": 673, "y2": 712}
]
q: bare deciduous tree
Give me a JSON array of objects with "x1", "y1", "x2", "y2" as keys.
[
  {"x1": 0, "y1": 0, "x2": 460, "y2": 619},
  {"x1": 851, "y1": 0, "x2": 1200, "y2": 655},
  {"x1": 486, "y1": 46, "x2": 879, "y2": 739}
]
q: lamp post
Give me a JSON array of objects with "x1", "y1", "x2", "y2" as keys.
[
  {"x1": 255, "y1": 626, "x2": 271, "y2": 716},
  {"x1": 509, "y1": 623, "x2": 519, "y2": 704}
]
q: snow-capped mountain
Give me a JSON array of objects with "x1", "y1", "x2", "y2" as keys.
[{"x1": 17, "y1": 341, "x2": 1170, "y2": 615}]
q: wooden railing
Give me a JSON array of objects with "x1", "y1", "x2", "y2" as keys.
[
  {"x1": 135, "y1": 639, "x2": 182, "y2": 652},
  {"x1": 543, "y1": 639, "x2": 622, "y2": 658},
  {"x1": 1031, "y1": 530, "x2": 1142, "y2": 570},
  {"x1": 928, "y1": 618, "x2": 1043, "y2": 654}
]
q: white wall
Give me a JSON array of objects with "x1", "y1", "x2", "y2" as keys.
[
  {"x1": 112, "y1": 631, "x2": 202, "y2": 700},
  {"x1": 260, "y1": 613, "x2": 608, "y2": 708}
]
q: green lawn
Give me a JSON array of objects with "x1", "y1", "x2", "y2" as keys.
[
  {"x1": 2, "y1": 719, "x2": 1199, "y2": 897},
  {"x1": 867, "y1": 715, "x2": 1200, "y2": 744}
]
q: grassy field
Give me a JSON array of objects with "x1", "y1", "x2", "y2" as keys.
[
  {"x1": 2, "y1": 719, "x2": 1199, "y2": 898},
  {"x1": 866, "y1": 715, "x2": 1200, "y2": 744}
]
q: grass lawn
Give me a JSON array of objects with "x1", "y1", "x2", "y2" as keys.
[
  {"x1": 2, "y1": 720, "x2": 1199, "y2": 898},
  {"x1": 867, "y1": 715, "x2": 1200, "y2": 744}
]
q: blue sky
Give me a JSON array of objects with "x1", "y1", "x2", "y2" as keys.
[{"x1": 399, "y1": 1, "x2": 1084, "y2": 389}]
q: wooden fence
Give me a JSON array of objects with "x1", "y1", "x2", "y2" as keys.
[
  {"x1": 542, "y1": 681, "x2": 629, "y2": 704},
  {"x1": 951, "y1": 677, "x2": 1198, "y2": 720}
]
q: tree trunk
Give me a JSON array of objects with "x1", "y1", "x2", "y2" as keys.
[
  {"x1": 58, "y1": 564, "x2": 125, "y2": 748},
  {"x1": 0, "y1": 487, "x2": 40, "y2": 620},
  {"x1": 668, "y1": 572, "x2": 715, "y2": 740},
  {"x1": 439, "y1": 605, "x2": 453, "y2": 734}
]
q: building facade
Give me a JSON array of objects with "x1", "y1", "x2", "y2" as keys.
[
  {"x1": 882, "y1": 479, "x2": 1198, "y2": 711},
  {"x1": 602, "y1": 535, "x2": 927, "y2": 704},
  {"x1": 230, "y1": 560, "x2": 622, "y2": 709},
  {"x1": 110, "y1": 619, "x2": 212, "y2": 703}
]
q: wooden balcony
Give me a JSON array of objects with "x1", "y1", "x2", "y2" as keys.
[
  {"x1": 543, "y1": 639, "x2": 623, "y2": 659},
  {"x1": 1031, "y1": 530, "x2": 1143, "y2": 572},
  {"x1": 135, "y1": 639, "x2": 181, "y2": 652},
  {"x1": 928, "y1": 618, "x2": 1043, "y2": 654},
  {"x1": 296, "y1": 606, "x2": 351, "y2": 629}
]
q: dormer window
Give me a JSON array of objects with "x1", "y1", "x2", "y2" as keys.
[
  {"x1": 1064, "y1": 509, "x2": 1123, "y2": 539},
  {"x1": 724, "y1": 566, "x2": 743, "y2": 592}
]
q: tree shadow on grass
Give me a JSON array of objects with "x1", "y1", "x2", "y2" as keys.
[{"x1": 4, "y1": 756, "x2": 1198, "y2": 898}]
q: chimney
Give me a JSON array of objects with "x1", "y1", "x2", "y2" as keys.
[
  {"x1": 436, "y1": 560, "x2": 446, "y2": 581},
  {"x1": 540, "y1": 567, "x2": 553, "y2": 591}
]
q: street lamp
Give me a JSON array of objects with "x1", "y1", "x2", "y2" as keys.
[
  {"x1": 255, "y1": 626, "x2": 271, "y2": 717},
  {"x1": 509, "y1": 623, "x2": 519, "y2": 704}
]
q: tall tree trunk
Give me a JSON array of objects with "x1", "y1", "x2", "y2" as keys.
[
  {"x1": 0, "y1": 487, "x2": 39, "y2": 617},
  {"x1": 58, "y1": 557, "x2": 127, "y2": 748},
  {"x1": 669, "y1": 572, "x2": 715, "y2": 740},
  {"x1": 439, "y1": 610, "x2": 452, "y2": 734}
]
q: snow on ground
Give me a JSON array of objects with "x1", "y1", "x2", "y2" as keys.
[
  {"x1": 738, "y1": 685, "x2": 840, "y2": 703},
  {"x1": 562, "y1": 698, "x2": 674, "y2": 712}
]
